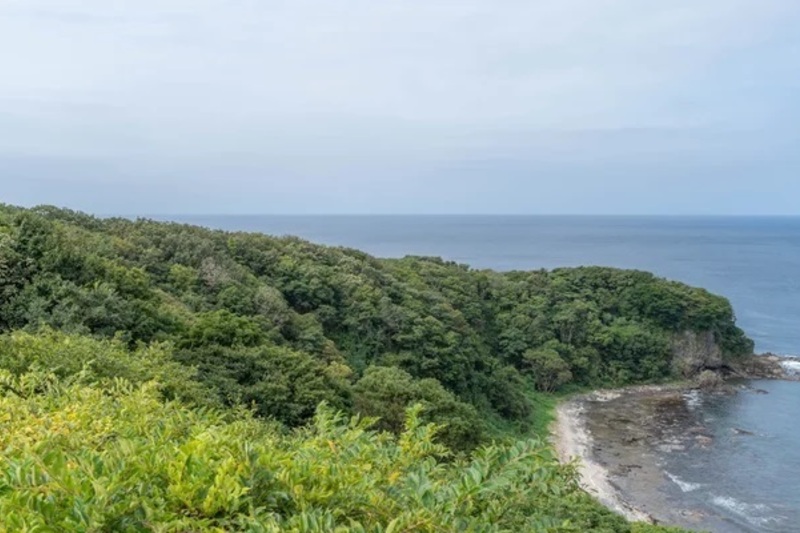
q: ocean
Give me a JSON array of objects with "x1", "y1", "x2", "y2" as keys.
[{"x1": 161, "y1": 215, "x2": 800, "y2": 532}]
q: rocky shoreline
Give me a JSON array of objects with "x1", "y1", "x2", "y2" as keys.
[
  {"x1": 670, "y1": 331, "x2": 799, "y2": 382},
  {"x1": 728, "y1": 354, "x2": 800, "y2": 381},
  {"x1": 551, "y1": 355, "x2": 800, "y2": 530},
  {"x1": 552, "y1": 389, "x2": 663, "y2": 524},
  {"x1": 552, "y1": 385, "x2": 692, "y2": 526}
]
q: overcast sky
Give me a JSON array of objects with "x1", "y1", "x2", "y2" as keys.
[{"x1": 2, "y1": 1, "x2": 799, "y2": 215}]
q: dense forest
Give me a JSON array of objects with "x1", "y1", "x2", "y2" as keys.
[{"x1": 0, "y1": 204, "x2": 752, "y2": 531}]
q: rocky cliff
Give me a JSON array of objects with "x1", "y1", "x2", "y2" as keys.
[
  {"x1": 671, "y1": 330, "x2": 798, "y2": 382},
  {"x1": 671, "y1": 331, "x2": 725, "y2": 377}
]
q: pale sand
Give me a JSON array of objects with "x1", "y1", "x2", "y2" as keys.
[{"x1": 552, "y1": 399, "x2": 655, "y2": 524}]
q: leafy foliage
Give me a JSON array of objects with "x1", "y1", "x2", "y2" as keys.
[
  {"x1": 0, "y1": 365, "x2": 674, "y2": 532},
  {"x1": 0, "y1": 329, "x2": 212, "y2": 406},
  {"x1": 522, "y1": 345, "x2": 573, "y2": 393},
  {"x1": 0, "y1": 204, "x2": 753, "y2": 446},
  {"x1": 353, "y1": 366, "x2": 483, "y2": 452},
  {"x1": 0, "y1": 204, "x2": 716, "y2": 531}
]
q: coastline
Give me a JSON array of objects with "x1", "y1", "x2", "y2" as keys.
[
  {"x1": 551, "y1": 368, "x2": 800, "y2": 531},
  {"x1": 736, "y1": 354, "x2": 800, "y2": 380},
  {"x1": 552, "y1": 389, "x2": 661, "y2": 524}
]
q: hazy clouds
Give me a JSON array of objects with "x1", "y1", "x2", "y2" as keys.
[{"x1": 2, "y1": 1, "x2": 799, "y2": 214}]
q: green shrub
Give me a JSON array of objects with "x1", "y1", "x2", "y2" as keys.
[{"x1": 0, "y1": 369, "x2": 665, "y2": 533}]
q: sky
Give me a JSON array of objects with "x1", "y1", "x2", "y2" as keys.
[{"x1": 2, "y1": 0, "x2": 800, "y2": 215}]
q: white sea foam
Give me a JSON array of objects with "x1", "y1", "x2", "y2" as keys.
[
  {"x1": 682, "y1": 390, "x2": 702, "y2": 409},
  {"x1": 711, "y1": 495, "x2": 774, "y2": 526},
  {"x1": 779, "y1": 358, "x2": 800, "y2": 376},
  {"x1": 665, "y1": 472, "x2": 701, "y2": 493}
]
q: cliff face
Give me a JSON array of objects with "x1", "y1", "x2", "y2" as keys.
[
  {"x1": 671, "y1": 330, "x2": 799, "y2": 381},
  {"x1": 671, "y1": 330, "x2": 724, "y2": 378}
]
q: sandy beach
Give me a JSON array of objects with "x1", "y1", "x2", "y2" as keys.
[{"x1": 552, "y1": 396, "x2": 656, "y2": 524}]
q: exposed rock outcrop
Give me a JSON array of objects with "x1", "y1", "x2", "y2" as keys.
[
  {"x1": 731, "y1": 354, "x2": 800, "y2": 380},
  {"x1": 671, "y1": 331, "x2": 724, "y2": 378},
  {"x1": 693, "y1": 369, "x2": 725, "y2": 390},
  {"x1": 670, "y1": 331, "x2": 799, "y2": 382}
]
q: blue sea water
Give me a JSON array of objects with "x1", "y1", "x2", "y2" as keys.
[
  {"x1": 160, "y1": 215, "x2": 800, "y2": 532},
  {"x1": 663, "y1": 380, "x2": 800, "y2": 533}
]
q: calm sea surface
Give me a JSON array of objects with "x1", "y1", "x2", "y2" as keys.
[{"x1": 161, "y1": 215, "x2": 800, "y2": 532}]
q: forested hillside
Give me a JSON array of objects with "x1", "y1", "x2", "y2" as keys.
[{"x1": 0, "y1": 204, "x2": 750, "y2": 531}]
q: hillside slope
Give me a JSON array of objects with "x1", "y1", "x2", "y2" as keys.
[
  {"x1": 0, "y1": 204, "x2": 752, "y2": 445},
  {"x1": 0, "y1": 204, "x2": 752, "y2": 531}
]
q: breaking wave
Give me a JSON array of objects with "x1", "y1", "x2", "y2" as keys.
[
  {"x1": 779, "y1": 357, "x2": 800, "y2": 376},
  {"x1": 665, "y1": 472, "x2": 701, "y2": 493},
  {"x1": 711, "y1": 495, "x2": 776, "y2": 527}
]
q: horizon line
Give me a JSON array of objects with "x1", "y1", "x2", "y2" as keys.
[{"x1": 109, "y1": 213, "x2": 800, "y2": 218}]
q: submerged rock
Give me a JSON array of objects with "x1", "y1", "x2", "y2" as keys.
[{"x1": 695, "y1": 435, "x2": 714, "y2": 447}]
